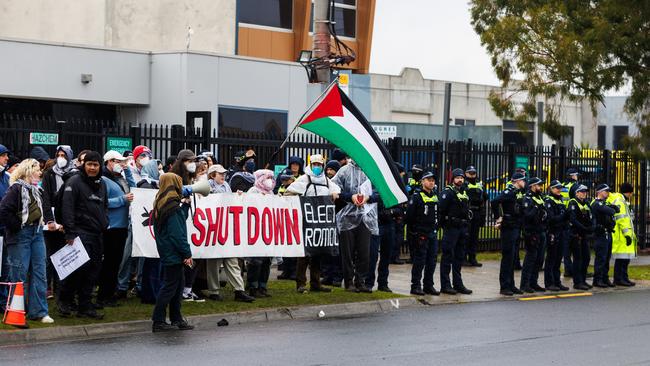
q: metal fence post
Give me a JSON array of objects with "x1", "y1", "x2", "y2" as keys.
[
  {"x1": 603, "y1": 149, "x2": 611, "y2": 185},
  {"x1": 507, "y1": 143, "x2": 515, "y2": 175},
  {"x1": 171, "y1": 124, "x2": 185, "y2": 155},
  {"x1": 390, "y1": 136, "x2": 402, "y2": 162},
  {"x1": 639, "y1": 159, "x2": 648, "y2": 249},
  {"x1": 130, "y1": 125, "x2": 141, "y2": 148},
  {"x1": 558, "y1": 145, "x2": 567, "y2": 179}
]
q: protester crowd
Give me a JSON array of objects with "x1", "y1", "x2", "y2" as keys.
[{"x1": 0, "y1": 142, "x2": 640, "y2": 331}]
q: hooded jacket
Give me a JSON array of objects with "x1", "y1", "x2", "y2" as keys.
[
  {"x1": 102, "y1": 166, "x2": 136, "y2": 229},
  {"x1": 274, "y1": 156, "x2": 305, "y2": 192},
  {"x1": 285, "y1": 166, "x2": 340, "y2": 197},
  {"x1": 61, "y1": 170, "x2": 109, "y2": 240},
  {"x1": 42, "y1": 145, "x2": 77, "y2": 224},
  {"x1": 30, "y1": 146, "x2": 50, "y2": 163}
]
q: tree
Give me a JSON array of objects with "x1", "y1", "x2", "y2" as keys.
[{"x1": 470, "y1": 0, "x2": 649, "y2": 155}]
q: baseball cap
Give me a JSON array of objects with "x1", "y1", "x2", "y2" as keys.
[
  {"x1": 103, "y1": 150, "x2": 128, "y2": 162},
  {"x1": 207, "y1": 164, "x2": 227, "y2": 175},
  {"x1": 310, "y1": 154, "x2": 325, "y2": 165},
  {"x1": 133, "y1": 145, "x2": 152, "y2": 159}
]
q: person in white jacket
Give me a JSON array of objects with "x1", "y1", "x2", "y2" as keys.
[{"x1": 285, "y1": 154, "x2": 341, "y2": 293}]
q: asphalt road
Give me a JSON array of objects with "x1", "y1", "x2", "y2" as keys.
[{"x1": 3, "y1": 290, "x2": 650, "y2": 366}]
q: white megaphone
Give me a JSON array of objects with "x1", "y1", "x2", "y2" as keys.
[{"x1": 183, "y1": 180, "x2": 211, "y2": 197}]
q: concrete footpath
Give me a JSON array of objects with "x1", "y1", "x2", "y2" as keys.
[{"x1": 1, "y1": 258, "x2": 648, "y2": 347}]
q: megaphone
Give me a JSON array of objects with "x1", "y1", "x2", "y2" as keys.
[{"x1": 183, "y1": 180, "x2": 211, "y2": 197}]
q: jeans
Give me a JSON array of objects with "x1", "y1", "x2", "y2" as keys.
[
  {"x1": 117, "y1": 224, "x2": 134, "y2": 291},
  {"x1": 499, "y1": 227, "x2": 519, "y2": 291},
  {"x1": 247, "y1": 257, "x2": 271, "y2": 289},
  {"x1": 570, "y1": 233, "x2": 590, "y2": 286},
  {"x1": 367, "y1": 222, "x2": 394, "y2": 289},
  {"x1": 0, "y1": 233, "x2": 8, "y2": 311},
  {"x1": 544, "y1": 230, "x2": 564, "y2": 287},
  {"x1": 98, "y1": 227, "x2": 128, "y2": 302},
  {"x1": 521, "y1": 231, "x2": 546, "y2": 288},
  {"x1": 593, "y1": 232, "x2": 612, "y2": 284},
  {"x1": 5, "y1": 225, "x2": 48, "y2": 319},
  {"x1": 152, "y1": 264, "x2": 184, "y2": 324},
  {"x1": 340, "y1": 224, "x2": 371, "y2": 289},
  {"x1": 440, "y1": 225, "x2": 467, "y2": 290},
  {"x1": 59, "y1": 233, "x2": 103, "y2": 312},
  {"x1": 410, "y1": 231, "x2": 438, "y2": 290}
]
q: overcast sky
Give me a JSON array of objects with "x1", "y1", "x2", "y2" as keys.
[{"x1": 370, "y1": 0, "x2": 499, "y2": 86}]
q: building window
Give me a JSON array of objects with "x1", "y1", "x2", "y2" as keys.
[
  {"x1": 559, "y1": 126, "x2": 574, "y2": 147},
  {"x1": 502, "y1": 120, "x2": 534, "y2": 146},
  {"x1": 613, "y1": 126, "x2": 629, "y2": 150},
  {"x1": 465, "y1": 119, "x2": 476, "y2": 127},
  {"x1": 218, "y1": 106, "x2": 287, "y2": 139},
  {"x1": 597, "y1": 125, "x2": 606, "y2": 149},
  {"x1": 310, "y1": 0, "x2": 356, "y2": 38},
  {"x1": 454, "y1": 118, "x2": 475, "y2": 126},
  {"x1": 454, "y1": 118, "x2": 464, "y2": 126},
  {"x1": 238, "y1": 0, "x2": 293, "y2": 30}
]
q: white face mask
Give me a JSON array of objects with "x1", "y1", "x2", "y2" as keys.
[
  {"x1": 56, "y1": 157, "x2": 68, "y2": 169},
  {"x1": 138, "y1": 156, "x2": 150, "y2": 167},
  {"x1": 112, "y1": 164, "x2": 123, "y2": 174},
  {"x1": 187, "y1": 162, "x2": 197, "y2": 173},
  {"x1": 263, "y1": 178, "x2": 274, "y2": 191}
]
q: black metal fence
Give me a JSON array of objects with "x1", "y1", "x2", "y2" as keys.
[{"x1": 1, "y1": 114, "x2": 647, "y2": 250}]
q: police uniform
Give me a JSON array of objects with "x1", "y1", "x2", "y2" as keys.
[
  {"x1": 406, "y1": 164, "x2": 424, "y2": 196},
  {"x1": 463, "y1": 166, "x2": 487, "y2": 267},
  {"x1": 590, "y1": 184, "x2": 618, "y2": 287},
  {"x1": 560, "y1": 168, "x2": 580, "y2": 276},
  {"x1": 519, "y1": 177, "x2": 548, "y2": 293},
  {"x1": 567, "y1": 185, "x2": 594, "y2": 290},
  {"x1": 439, "y1": 169, "x2": 472, "y2": 294},
  {"x1": 405, "y1": 171, "x2": 439, "y2": 295},
  {"x1": 543, "y1": 180, "x2": 569, "y2": 291},
  {"x1": 491, "y1": 173, "x2": 526, "y2": 295}
]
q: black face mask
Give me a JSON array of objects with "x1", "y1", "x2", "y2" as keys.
[{"x1": 466, "y1": 177, "x2": 476, "y2": 184}]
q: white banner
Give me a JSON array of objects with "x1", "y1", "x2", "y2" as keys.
[{"x1": 130, "y1": 188, "x2": 305, "y2": 258}]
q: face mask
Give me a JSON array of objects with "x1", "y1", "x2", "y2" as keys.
[
  {"x1": 245, "y1": 160, "x2": 256, "y2": 172},
  {"x1": 263, "y1": 178, "x2": 274, "y2": 190},
  {"x1": 139, "y1": 156, "x2": 150, "y2": 167},
  {"x1": 159, "y1": 170, "x2": 164, "y2": 176},
  {"x1": 56, "y1": 157, "x2": 68, "y2": 169},
  {"x1": 312, "y1": 166, "x2": 323, "y2": 176},
  {"x1": 186, "y1": 162, "x2": 197, "y2": 173},
  {"x1": 32, "y1": 179, "x2": 40, "y2": 186},
  {"x1": 112, "y1": 164, "x2": 123, "y2": 174}
]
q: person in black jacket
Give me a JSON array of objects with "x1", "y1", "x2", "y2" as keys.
[
  {"x1": 438, "y1": 168, "x2": 472, "y2": 295},
  {"x1": 406, "y1": 171, "x2": 439, "y2": 296},
  {"x1": 58, "y1": 151, "x2": 108, "y2": 319},
  {"x1": 229, "y1": 150, "x2": 256, "y2": 193},
  {"x1": 41, "y1": 145, "x2": 76, "y2": 302},
  {"x1": 591, "y1": 184, "x2": 618, "y2": 288},
  {"x1": 543, "y1": 180, "x2": 570, "y2": 291},
  {"x1": 519, "y1": 177, "x2": 548, "y2": 293},
  {"x1": 568, "y1": 185, "x2": 594, "y2": 290}
]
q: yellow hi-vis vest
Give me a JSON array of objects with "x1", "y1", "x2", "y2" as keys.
[
  {"x1": 561, "y1": 182, "x2": 574, "y2": 206},
  {"x1": 607, "y1": 192, "x2": 637, "y2": 259}
]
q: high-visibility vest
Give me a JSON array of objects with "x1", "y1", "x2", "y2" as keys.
[
  {"x1": 561, "y1": 181, "x2": 575, "y2": 206},
  {"x1": 607, "y1": 192, "x2": 637, "y2": 259},
  {"x1": 420, "y1": 191, "x2": 438, "y2": 203}
]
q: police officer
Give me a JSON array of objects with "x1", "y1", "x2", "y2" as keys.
[
  {"x1": 405, "y1": 171, "x2": 439, "y2": 296},
  {"x1": 406, "y1": 164, "x2": 424, "y2": 196},
  {"x1": 463, "y1": 165, "x2": 487, "y2": 267},
  {"x1": 591, "y1": 184, "x2": 618, "y2": 288},
  {"x1": 439, "y1": 168, "x2": 472, "y2": 295},
  {"x1": 519, "y1": 177, "x2": 548, "y2": 293},
  {"x1": 560, "y1": 168, "x2": 580, "y2": 278},
  {"x1": 609, "y1": 183, "x2": 637, "y2": 286},
  {"x1": 568, "y1": 185, "x2": 594, "y2": 290},
  {"x1": 491, "y1": 172, "x2": 526, "y2": 296},
  {"x1": 543, "y1": 180, "x2": 570, "y2": 291},
  {"x1": 513, "y1": 167, "x2": 527, "y2": 270}
]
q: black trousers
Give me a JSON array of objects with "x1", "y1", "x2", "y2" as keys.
[
  {"x1": 296, "y1": 256, "x2": 322, "y2": 289},
  {"x1": 44, "y1": 230, "x2": 66, "y2": 294},
  {"x1": 59, "y1": 233, "x2": 103, "y2": 312},
  {"x1": 340, "y1": 224, "x2": 371, "y2": 289},
  {"x1": 570, "y1": 234, "x2": 591, "y2": 286},
  {"x1": 440, "y1": 225, "x2": 467, "y2": 289},
  {"x1": 152, "y1": 264, "x2": 184, "y2": 324},
  {"x1": 593, "y1": 233, "x2": 612, "y2": 284},
  {"x1": 544, "y1": 230, "x2": 564, "y2": 287},
  {"x1": 521, "y1": 231, "x2": 546, "y2": 288},
  {"x1": 465, "y1": 212, "x2": 482, "y2": 261},
  {"x1": 97, "y1": 228, "x2": 128, "y2": 302},
  {"x1": 614, "y1": 259, "x2": 631, "y2": 283},
  {"x1": 247, "y1": 257, "x2": 271, "y2": 289},
  {"x1": 499, "y1": 227, "x2": 519, "y2": 291}
]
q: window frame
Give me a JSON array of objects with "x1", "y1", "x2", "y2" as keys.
[
  {"x1": 238, "y1": 0, "x2": 294, "y2": 32},
  {"x1": 309, "y1": 0, "x2": 357, "y2": 40}
]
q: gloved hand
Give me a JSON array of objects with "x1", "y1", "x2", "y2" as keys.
[{"x1": 626, "y1": 236, "x2": 632, "y2": 246}]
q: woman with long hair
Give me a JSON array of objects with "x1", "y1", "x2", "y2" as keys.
[
  {"x1": 150, "y1": 172, "x2": 194, "y2": 332},
  {"x1": 0, "y1": 158, "x2": 53, "y2": 325}
]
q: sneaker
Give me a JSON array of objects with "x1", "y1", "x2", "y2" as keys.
[
  {"x1": 182, "y1": 293, "x2": 195, "y2": 302},
  {"x1": 183, "y1": 292, "x2": 205, "y2": 302},
  {"x1": 152, "y1": 322, "x2": 177, "y2": 333},
  {"x1": 46, "y1": 290, "x2": 54, "y2": 300},
  {"x1": 172, "y1": 319, "x2": 195, "y2": 331},
  {"x1": 234, "y1": 290, "x2": 255, "y2": 303},
  {"x1": 35, "y1": 315, "x2": 55, "y2": 324}
]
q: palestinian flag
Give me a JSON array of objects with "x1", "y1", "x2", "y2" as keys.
[{"x1": 298, "y1": 83, "x2": 407, "y2": 207}]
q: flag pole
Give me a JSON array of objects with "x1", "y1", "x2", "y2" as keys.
[{"x1": 265, "y1": 77, "x2": 339, "y2": 169}]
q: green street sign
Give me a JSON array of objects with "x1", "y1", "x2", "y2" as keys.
[
  {"x1": 106, "y1": 136, "x2": 132, "y2": 155},
  {"x1": 274, "y1": 164, "x2": 287, "y2": 177},
  {"x1": 29, "y1": 132, "x2": 59, "y2": 145},
  {"x1": 514, "y1": 155, "x2": 530, "y2": 172}
]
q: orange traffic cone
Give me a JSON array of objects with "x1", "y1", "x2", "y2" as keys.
[{"x1": 4, "y1": 282, "x2": 28, "y2": 328}]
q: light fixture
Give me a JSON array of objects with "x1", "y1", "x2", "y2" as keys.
[
  {"x1": 298, "y1": 50, "x2": 313, "y2": 63},
  {"x1": 81, "y1": 74, "x2": 93, "y2": 84}
]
